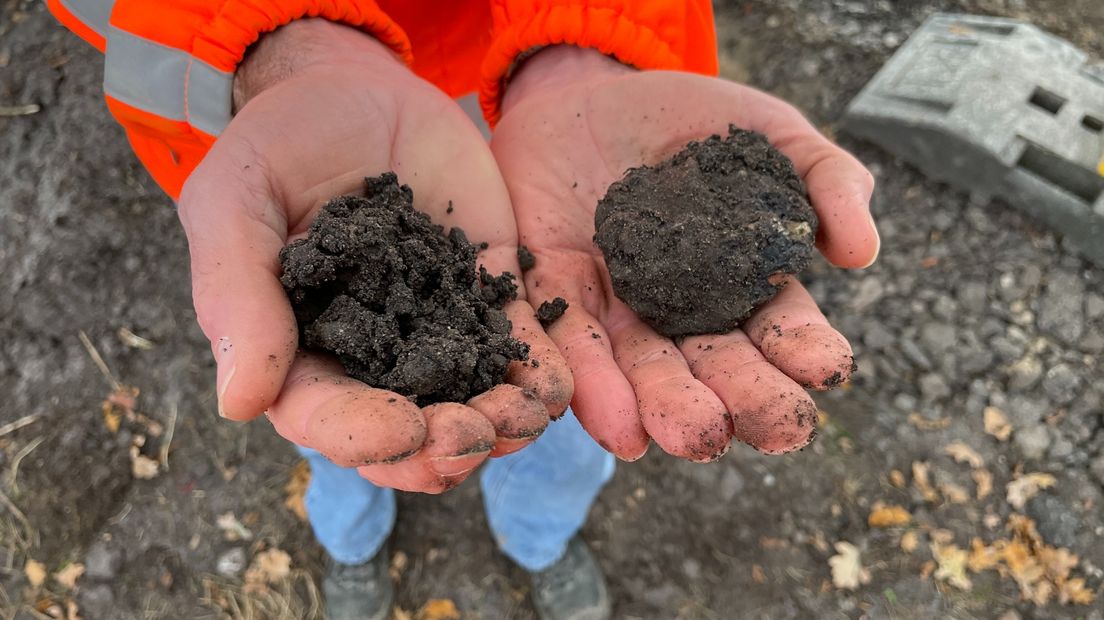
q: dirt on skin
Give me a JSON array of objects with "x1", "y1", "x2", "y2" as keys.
[
  {"x1": 279, "y1": 173, "x2": 528, "y2": 405},
  {"x1": 594, "y1": 126, "x2": 818, "y2": 338}
]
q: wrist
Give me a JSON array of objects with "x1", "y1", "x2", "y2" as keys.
[
  {"x1": 501, "y1": 45, "x2": 633, "y2": 115},
  {"x1": 234, "y1": 18, "x2": 403, "y2": 110}
]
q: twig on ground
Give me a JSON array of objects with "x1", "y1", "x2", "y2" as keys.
[
  {"x1": 160, "y1": 404, "x2": 178, "y2": 469},
  {"x1": 78, "y1": 330, "x2": 121, "y2": 391},
  {"x1": 7, "y1": 436, "x2": 44, "y2": 495},
  {"x1": 0, "y1": 414, "x2": 39, "y2": 438},
  {"x1": 0, "y1": 104, "x2": 39, "y2": 117},
  {"x1": 0, "y1": 488, "x2": 31, "y2": 539}
]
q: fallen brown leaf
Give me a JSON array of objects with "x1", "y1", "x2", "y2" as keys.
[
  {"x1": 984, "y1": 407, "x2": 1012, "y2": 441},
  {"x1": 284, "y1": 460, "x2": 310, "y2": 522},
  {"x1": 868, "y1": 504, "x2": 911, "y2": 528},
  {"x1": 932, "y1": 542, "x2": 972, "y2": 590},
  {"x1": 417, "y1": 599, "x2": 460, "y2": 620},
  {"x1": 939, "y1": 481, "x2": 971, "y2": 505},
  {"x1": 889, "y1": 469, "x2": 906, "y2": 488},
  {"x1": 751, "y1": 564, "x2": 766, "y2": 584},
  {"x1": 1006, "y1": 473, "x2": 1057, "y2": 510},
  {"x1": 243, "y1": 549, "x2": 291, "y2": 593},
  {"x1": 900, "y1": 531, "x2": 919, "y2": 553},
  {"x1": 912, "y1": 461, "x2": 940, "y2": 503},
  {"x1": 25, "y1": 559, "x2": 46, "y2": 588},
  {"x1": 972, "y1": 469, "x2": 994, "y2": 500},
  {"x1": 828, "y1": 542, "x2": 871, "y2": 590},
  {"x1": 908, "y1": 413, "x2": 951, "y2": 431},
  {"x1": 944, "y1": 442, "x2": 984, "y2": 468},
  {"x1": 54, "y1": 563, "x2": 85, "y2": 589}
]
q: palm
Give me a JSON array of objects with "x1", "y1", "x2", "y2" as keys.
[
  {"x1": 493, "y1": 70, "x2": 878, "y2": 461},
  {"x1": 179, "y1": 48, "x2": 569, "y2": 493}
]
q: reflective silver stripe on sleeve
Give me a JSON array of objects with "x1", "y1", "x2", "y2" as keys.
[
  {"x1": 104, "y1": 26, "x2": 233, "y2": 136},
  {"x1": 58, "y1": 0, "x2": 114, "y2": 38},
  {"x1": 186, "y1": 61, "x2": 233, "y2": 136}
]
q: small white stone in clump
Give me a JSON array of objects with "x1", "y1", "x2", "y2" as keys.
[{"x1": 216, "y1": 548, "x2": 247, "y2": 578}]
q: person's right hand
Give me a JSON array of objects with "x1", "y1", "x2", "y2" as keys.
[{"x1": 177, "y1": 19, "x2": 572, "y2": 493}]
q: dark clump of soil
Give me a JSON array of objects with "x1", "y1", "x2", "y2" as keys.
[
  {"x1": 594, "y1": 126, "x2": 817, "y2": 338},
  {"x1": 536, "y1": 297, "x2": 569, "y2": 328},
  {"x1": 518, "y1": 245, "x2": 536, "y2": 272},
  {"x1": 279, "y1": 173, "x2": 528, "y2": 405}
]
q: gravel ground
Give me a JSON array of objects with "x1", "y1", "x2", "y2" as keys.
[{"x1": 1, "y1": 0, "x2": 1102, "y2": 618}]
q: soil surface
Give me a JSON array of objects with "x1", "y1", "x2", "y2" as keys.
[
  {"x1": 595, "y1": 127, "x2": 817, "y2": 338},
  {"x1": 3, "y1": 1, "x2": 1104, "y2": 619},
  {"x1": 280, "y1": 174, "x2": 527, "y2": 405}
]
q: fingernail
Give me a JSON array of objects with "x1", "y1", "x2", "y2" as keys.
[
  {"x1": 621, "y1": 442, "x2": 650, "y2": 463},
  {"x1": 859, "y1": 219, "x2": 881, "y2": 269},
  {"x1": 430, "y1": 449, "x2": 489, "y2": 477},
  {"x1": 215, "y1": 337, "x2": 236, "y2": 418}
]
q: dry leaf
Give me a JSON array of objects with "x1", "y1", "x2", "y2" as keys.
[
  {"x1": 984, "y1": 407, "x2": 1012, "y2": 441},
  {"x1": 65, "y1": 599, "x2": 81, "y2": 620},
  {"x1": 967, "y1": 538, "x2": 1002, "y2": 572},
  {"x1": 1006, "y1": 473, "x2": 1057, "y2": 510},
  {"x1": 284, "y1": 460, "x2": 310, "y2": 522},
  {"x1": 889, "y1": 469, "x2": 906, "y2": 488},
  {"x1": 54, "y1": 563, "x2": 85, "y2": 589},
  {"x1": 900, "y1": 531, "x2": 919, "y2": 553},
  {"x1": 944, "y1": 442, "x2": 984, "y2": 468},
  {"x1": 919, "y1": 560, "x2": 936, "y2": 580},
  {"x1": 130, "y1": 449, "x2": 160, "y2": 479},
  {"x1": 25, "y1": 559, "x2": 46, "y2": 588},
  {"x1": 828, "y1": 542, "x2": 871, "y2": 590},
  {"x1": 908, "y1": 413, "x2": 951, "y2": 430},
  {"x1": 390, "y1": 550, "x2": 409, "y2": 581},
  {"x1": 751, "y1": 564, "x2": 766, "y2": 584},
  {"x1": 912, "y1": 462, "x2": 940, "y2": 503},
  {"x1": 868, "y1": 504, "x2": 911, "y2": 528},
  {"x1": 939, "y1": 482, "x2": 971, "y2": 505},
  {"x1": 1059, "y1": 577, "x2": 1096, "y2": 605},
  {"x1": 244, "y1": 549, "x2": 291, "y2": 592},
  {"x1": 932, "y1": 543, "x2": 973, "y2": 590},
  {"x1": 417, "y1": 599, "x2": 461, "y2": 620},
  {"x1": 393, "y1": 609, "x2": 414, "y2": 620},
  {"x1": 972, "y1": 469, "x2": 994, "y2": 499}
]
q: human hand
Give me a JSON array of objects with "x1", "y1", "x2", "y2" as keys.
[
  {"x1": 491, "y1": 47, "x2": 879, "y2": 462},
  {"x1": 178, "y1": 19, "x2": 572, "y2": 493}
]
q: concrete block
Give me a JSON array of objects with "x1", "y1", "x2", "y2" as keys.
[{"x1": 844, "y1": 13, "x2": 1104, "y2": 266}]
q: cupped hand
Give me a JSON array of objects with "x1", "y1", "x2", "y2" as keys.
[
  {"x1": 177, "y1": 20, "x2": 572, "y2": 493},
  {"x1": 491, "y1": 47, "x2": 879, "y2": 462}
]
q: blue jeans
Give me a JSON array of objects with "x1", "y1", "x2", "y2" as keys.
[{"x1": 297, "y1": 409, "x2": 615, "y2": 572}]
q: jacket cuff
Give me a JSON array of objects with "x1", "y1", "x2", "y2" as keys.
[
  {"x1": 54, "y1": 0, "x2": 412, "y2": 200},
  {"x1": 479, "y1": 1, "x2": 719, "y2": 126}
]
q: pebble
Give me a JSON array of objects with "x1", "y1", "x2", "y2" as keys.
[
  {"x1": 918, "y1": 373, "x2": 951, "y2": 402},
  {"x1": 863, "y1": 322, "x2": 895, "y2": 350},
  {"x1": 1037, "y1": 272, "x2": 1086, "y2": 345},
  {"x1": 900, "y1": 338, "x2": 933, "y2": 370},
  {"x1": 84, "y1": 542, "x2": 123, "y2": 580},
  {"x1": 1086, "y1": 293, "x2": 1104, "y2": 320},
  {"x1": 1006, "y1": 355, "x2": 1043, "y2": 391},
  {"x1": 1041, "y1": 363, "x2": 1082, "y2": 405},
  {"x1": 719, "y1": 468, "x2": 745, "y2": 502},
  {"x1": 216, "y1": 548, "x2": 247, "y2": 578},
  {"x1": 919, "y1": 323, "x2": 956, "y2": 356},
  {"x1": 1026, "y1": 495, "x2": 1078, "y2": 548},
  {"x1": 1014, "y1": 425, "x2": 1051, "y2": 460}
]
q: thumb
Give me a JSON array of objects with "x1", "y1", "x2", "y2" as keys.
[{"x1": 178, "y1": 142, "x2": 298, "y2": 421}]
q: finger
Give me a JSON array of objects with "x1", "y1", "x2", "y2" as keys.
[
  {"x1": 178, "y1": 141, "x2": 297, "y2": 421},
  {"x1": 741, "y1": 89, "x2": 880, "y2": 269},
  {"x1": 604, "y1": 305, "x2": 731, "y2": 462},
  {"x1": 503, "y1": 301, "x2": 574, "y2": 418},
  {"x1": 467, "y1": 384, "x2": 549, "y2": 457},
  {"x1": 544, "y1": 304, "x2": 650, "y2": 461},
  {"x1": 265, "y1": 352, "x2": 427, "y2": 465},
  {"x1": 680, "y1": 331, "x2": 818, "y2": 455},
  {"x1": 358, "y1": 403, "x2": 496, "y2": 494},
  {"x1": 743, "y1": 279, "x2": 855, "y2": 390}
]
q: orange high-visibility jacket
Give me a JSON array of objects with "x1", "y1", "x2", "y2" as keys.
[{"x1": 49, "y1": 0, "x2": 719, "y2": 199}]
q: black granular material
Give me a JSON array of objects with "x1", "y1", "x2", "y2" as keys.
[
  {"x1": 594, "y1": 126, "x2": 817, "y2": 338},
  {"x1": 279, "y1": 173, "x2": 528, "y2": 405},
  {"x1": 536, "y1": 297, "x2": 568, "y2": 328},
  {"x1": 517, "y1": 245, "x2": 536, "y2": 272}
]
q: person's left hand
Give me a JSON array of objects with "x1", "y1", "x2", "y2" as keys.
[{"x1": 490, "y1": 47, "x2": 880, "y2": 462}]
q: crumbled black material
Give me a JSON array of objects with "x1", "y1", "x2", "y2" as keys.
[{"x1": 279, "y1": 173, "x2": 528, "y2": 404}]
